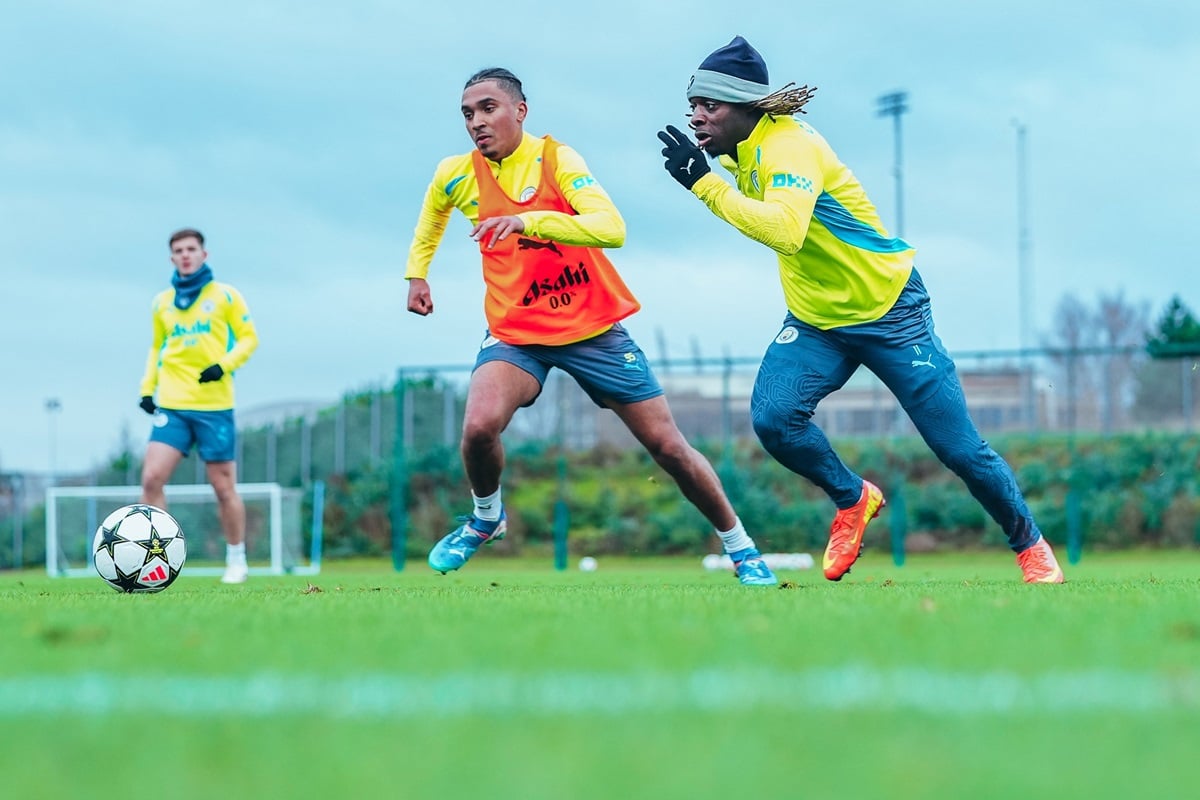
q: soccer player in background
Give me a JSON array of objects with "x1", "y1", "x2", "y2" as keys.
[
  {"x1": 404, "y1": 67, "x2": 777, "y2": 585},
  {"x1": 138, "y1": 228, "x2": 259, "y2": 584},
  {"x1": 657, "y1": 37, "x2": 1063, "y2": 583}
]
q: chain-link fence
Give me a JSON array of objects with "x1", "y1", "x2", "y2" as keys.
[{"x1": 4, "y1": 345, "x2": 1199, "y2": 568}]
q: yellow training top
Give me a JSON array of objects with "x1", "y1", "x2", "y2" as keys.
[
  {"x1": 139, "y1": 281, "x2": 258, "y2": 411},
  {"x1": 405, "y1": 132, "x2": 626, "y2": 280},
  {"x1": 691, "y1": 114, "x2": 914, "y2": 329}
]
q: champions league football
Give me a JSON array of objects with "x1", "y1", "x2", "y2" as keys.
[{"x1": 92, "y1": 504, "x2": 187, "y2": 593}]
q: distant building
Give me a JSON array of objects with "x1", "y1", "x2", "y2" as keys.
[
  {"x1": 237, "y1": 400, "x2": 333, "y2": 429},
  {"x1": 591, "y1": 362, "x2": 1041, "y2": 448}
]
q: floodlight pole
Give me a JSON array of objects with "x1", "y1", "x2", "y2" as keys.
[
  {"x1": 11, "y1": 475, "x2": 23, "y2": 569},
  {"x1": 1013, "y1": 119, "x2": 1038, "y2": 432},
  {"x1": 1013, "y1": 120, "x2": 1033, "y2": 352},
  {"x1": 44, "y1": 398, "x2": 61, "y2": 487},
  {"x1": 876, "y1": 91, "x2": 909, "y2": 237}
]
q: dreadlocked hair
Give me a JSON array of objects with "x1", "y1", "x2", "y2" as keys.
[{"x1": 751, "y1": 82, "x2": 818, "y2": 116}]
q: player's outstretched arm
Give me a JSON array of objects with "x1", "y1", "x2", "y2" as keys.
[
  {"x1": 655, "y1": 125, "x2": 816, "y2": 255},
  {"x1": 403, "y1": 166, "x2": 456, "y2": 307},
  {"x1": 138, "y1": 297, "x2": 166, "y2": 400}
]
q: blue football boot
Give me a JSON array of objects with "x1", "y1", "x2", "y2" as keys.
[
  {"x1": 729, "y1": 547, "x2": 778, "y2": 586},
  {"x1": 428, "y1": 511, "x2": 507, "y2": 573}
]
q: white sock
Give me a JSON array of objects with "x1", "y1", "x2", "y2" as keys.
[
  {"x1": 717, "y1": 518, "x2": 756, "y2": 555},
  {"x1": 226, "y1": 542, "x2": 247, "y2": 566},
  {"x1": 472, "y1": 488, "x2": 502, "y2": 522}
]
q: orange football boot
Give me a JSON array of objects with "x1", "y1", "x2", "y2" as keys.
[
  {"x1": 1016, "y1": 537, "x2": 1065, "y2": 583},
  {"x1": 823, "y1": 480, "x2": 886, "y2": 581}
]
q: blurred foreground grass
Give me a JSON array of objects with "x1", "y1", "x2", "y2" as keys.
[{"x1": 1, "y1": 550, "x2": 1197, "y2": 799}]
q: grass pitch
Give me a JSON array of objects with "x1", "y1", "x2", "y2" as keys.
[{"x1": 2, "y1": 550, "x2": 1198, "y2": 799}]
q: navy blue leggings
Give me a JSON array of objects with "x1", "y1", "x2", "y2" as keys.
[{"x1": 750, "y1": 270, "x2": 1040, "y2": 552}]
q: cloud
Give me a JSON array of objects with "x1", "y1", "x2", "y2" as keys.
[{"x1": 2, "y1": 0, "x2": 1197, "y2": 472}]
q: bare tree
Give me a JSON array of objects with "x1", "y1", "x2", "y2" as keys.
[
  {"x1": 1045, "y1": 291, "x2": 1148, "y2": 432},
  {"x1": 1094, "y1": 290, "x2": 1149, "y2": 431},
  {"x1": 1045, "y1": 293, "x2": 1099, "y2": 430}
]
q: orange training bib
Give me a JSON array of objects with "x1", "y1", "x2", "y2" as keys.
[{"x1": 472, "y1": 137, "x2": 640, "y2": 345}]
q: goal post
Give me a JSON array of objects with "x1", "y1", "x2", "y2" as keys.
[{"x1": 45, "y1": 482, "x2": 321, "y2": 578}]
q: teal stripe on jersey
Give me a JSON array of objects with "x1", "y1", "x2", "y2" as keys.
[{"x1": 813, "y1": 192, "x2": 912, "y2": 253}]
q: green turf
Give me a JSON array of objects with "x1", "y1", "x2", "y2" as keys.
[{"x1": 2, "y1": 551, "x2": 1198, "y2": 799}]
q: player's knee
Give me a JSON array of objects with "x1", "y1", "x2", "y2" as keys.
[
  {"x1": 140, "y1": 469, "x2": 167, "y2": 495},
  {"x1": 643, "y1": 434, "x2": 690, "y2": 472},
  {"x1": 753, "y1": 403, "x2": 822, "y2": 462},
  {"x1": 752, "y1": 405, "x2": 796, "y2": 453},
  {"x1": 460, "y1": 416, "x2": 502, "y2": 452},
  {"x1": 210, "y1": 481, "x2": 239, "y2": 504}
]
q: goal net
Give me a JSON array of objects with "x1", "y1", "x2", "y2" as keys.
[{"x1": 45, "y1": 482, "x2": 320, "y2": 578}]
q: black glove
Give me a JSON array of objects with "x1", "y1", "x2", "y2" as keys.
[
  {"x1": 657, "y1": 124, "x2": 710, "y2": 190},
  {"x1": 198, "y1": 364, "x2": 225, "y2": 383},
  {"x1": 139, "y1": 396, "x2": 157, "y2": 415}
]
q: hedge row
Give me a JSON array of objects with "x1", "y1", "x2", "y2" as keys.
[{"x1": 316, "y1": 432, "x2": 1200, "y2": 558}]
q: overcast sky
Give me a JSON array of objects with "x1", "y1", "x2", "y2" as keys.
[{"x1": 2, "y1": 0, "x2": 1197, "y2": 473}]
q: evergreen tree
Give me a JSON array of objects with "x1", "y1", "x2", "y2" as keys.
[
  {"x1": 1135, "y1": 296, "x2": 1200, "y2": 421},
  {"x1": 1147, "y1": 296, "x2": 1200, "y2": 357}
]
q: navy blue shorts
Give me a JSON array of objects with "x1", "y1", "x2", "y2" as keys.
[
  {"x1": 474, "y1": 324, "x2": 663, "y2": 408},
  {"x1": 149, "y1": 408, "x2": 237, "y2": 462}
]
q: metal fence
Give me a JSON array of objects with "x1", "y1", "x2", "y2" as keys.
[{"x1": 3, "y1": 345, "x2": 1198, "y2": 568}]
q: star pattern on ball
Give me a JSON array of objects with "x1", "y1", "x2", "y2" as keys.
[
  {"x1": 95, "y1": 525, "x2": 126, "y2": 562},
  {"x1": 122, "y1": 506, "x2": 171, "y2": 560},
  {"x1": 127, "y1": 504, "x2": 157, "y2": 520}
]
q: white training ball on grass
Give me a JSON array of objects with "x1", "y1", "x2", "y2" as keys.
[
  {"x1": 92, "y1": 504, "x2": 186, "y2": 593},
  {"x1": 578, "y1": 556, "x2": 598, "y2": 572}
]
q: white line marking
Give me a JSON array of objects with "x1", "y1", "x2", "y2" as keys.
[{"x1": 1, "y1": 667, "x2": 1196, "y2": 717}]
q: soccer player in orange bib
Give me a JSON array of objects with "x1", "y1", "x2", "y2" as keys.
[
  {"x1": 658, "y1": 37, "x2": 1063, "y2": 583},
  {"x1": 404, "y1": 67, "x2": 776, "y2": 585}
]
